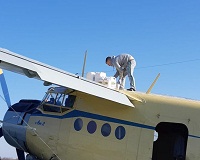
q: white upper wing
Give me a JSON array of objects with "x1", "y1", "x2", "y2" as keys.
[{"x1": 0, "y1": 48, "x2": 134, "y2": 107}]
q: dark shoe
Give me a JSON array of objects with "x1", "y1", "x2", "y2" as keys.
[{"x1": 127, "y1": 88, "x2": 135, "y2": 91}]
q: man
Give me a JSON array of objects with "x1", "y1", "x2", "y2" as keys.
[{"x1": 105, "y1": 54, "x2": 136, "y2": 91}]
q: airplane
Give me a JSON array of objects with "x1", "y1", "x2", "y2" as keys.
[{"x1": 0, "y1": 48, "x2": 199, "y2": 160}]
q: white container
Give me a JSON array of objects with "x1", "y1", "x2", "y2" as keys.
[
  {"x1": 95, "y1": 72, "x2": 106, "y2": 82},
  {"x1": 86, "y1": 72, "x2": 96, "y2": 81},
  {"x1": 104, "y1": 77, "x2": 116, "y2": 89}
]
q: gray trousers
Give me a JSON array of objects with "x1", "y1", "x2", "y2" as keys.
[{"x1": 118, "y1": 59, "x2": 136, "y2": 89}]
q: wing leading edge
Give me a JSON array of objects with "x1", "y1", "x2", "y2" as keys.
[{"x1": 0, "y1": 48, "x2": 134, "y2": 107}]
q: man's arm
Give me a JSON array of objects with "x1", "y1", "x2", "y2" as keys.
[
  {"x1": 113, "y1": 57, "x2": 123, "y2": 77},
  {"x1": 114, "y1": 71, "x2": 119, "y2": 78}
]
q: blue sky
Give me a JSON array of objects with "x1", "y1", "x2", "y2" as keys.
[{"x1": 1, "y1": 0, "x2": 200, "y2": 158}]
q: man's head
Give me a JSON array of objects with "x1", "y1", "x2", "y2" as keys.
[{"x1": 105, "y1": 56, "x2": 112, "y2": 66}]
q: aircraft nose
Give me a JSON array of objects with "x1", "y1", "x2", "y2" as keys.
[
  {"x1": 2, "y1": 99, "x2": 41, "y2": 160},
  {"x1": 2, "y1": 109, "x2": 28, "y2": 152},
  {"x1": 3, "y1": 99, "x2": 41, "y2": 150}
]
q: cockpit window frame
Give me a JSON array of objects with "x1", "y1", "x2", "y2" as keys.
[{"x1": 38, "y1": 87, "x2": 76, "y2": 114}]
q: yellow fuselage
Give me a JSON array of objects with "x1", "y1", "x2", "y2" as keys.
[{"x1": 26, "y1": 91, "x2": 200, "y2": 160}]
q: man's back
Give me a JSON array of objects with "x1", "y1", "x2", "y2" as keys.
[{"x1": 112, "y1": 54, "x2": 134, "y2": 68}]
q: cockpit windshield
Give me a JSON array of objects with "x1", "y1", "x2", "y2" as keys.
[{"x1": 40, "y1": 87, "x2": 76, "y2": 113}]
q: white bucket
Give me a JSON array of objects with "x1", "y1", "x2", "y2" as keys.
[
  {"x1": 104, "y1": 77, "x2": 116, "y2": 89},
  {"x1": 86, "y1": 72, "x2": 96, "y2": 81},
  {"x1": 95, "y1": 72, "x2": 106, "y2": 82}
]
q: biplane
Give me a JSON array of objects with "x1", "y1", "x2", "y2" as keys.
[{"x1": 0, "y1": 48, "x2": 199, "y2": 160}]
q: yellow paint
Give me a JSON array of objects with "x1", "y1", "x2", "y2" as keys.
[{"x1": 0, "y1": 69, "x2": 3, "y2": 75}]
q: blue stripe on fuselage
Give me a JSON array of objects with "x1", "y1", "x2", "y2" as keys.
[
  {"x1": 32, "y1": 110, "x2": 155, "y2": 130},
  {"x1": 31, "y1": 109, "x2": 200, "y2": 139}
]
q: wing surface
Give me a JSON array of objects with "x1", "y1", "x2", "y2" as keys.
[{"x1": 0, "y1": 48, "x2": 134, "y2": 107}]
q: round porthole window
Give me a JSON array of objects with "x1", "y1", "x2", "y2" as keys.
[
  {"x1": 87, "y1": 121, "x2": 97, "y2": 134},
  {"x1": 115, "y1": 126, "x2": 126, "y2": 140},
  {"x1": 74, "y1": 118, "x2": 83, "y2": 131},
  {"x1": 101, "y1": 123, "x2": 111, "y2": 137}
]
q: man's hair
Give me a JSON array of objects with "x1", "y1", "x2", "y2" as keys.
[{"x1": 105, "y1": 56, "x2": 111, "y2": 63}]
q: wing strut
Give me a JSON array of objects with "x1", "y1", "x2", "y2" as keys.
[
  {"x1": 82, "y1": 50, "x2": 87, "y2": 77},
  {"x1": 146, "y1": 73, "x2": 160, "y2": 94}
]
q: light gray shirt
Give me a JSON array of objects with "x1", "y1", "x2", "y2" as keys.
[{"x1": 111, "y1": 54, "x2": 134, "y2": 78}]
